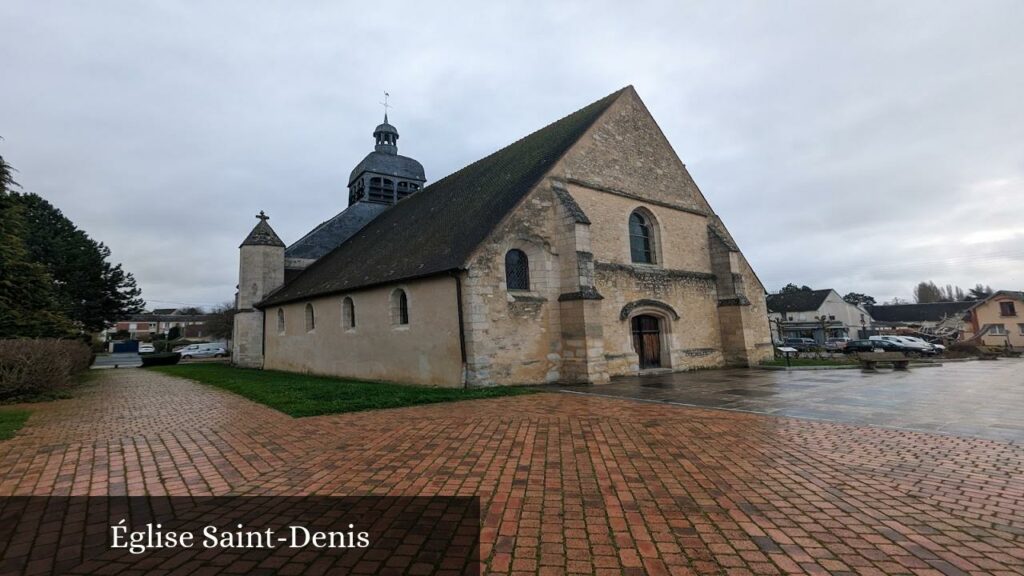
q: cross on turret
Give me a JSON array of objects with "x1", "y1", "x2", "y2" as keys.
[{"x1": 256, "y1": 210, "x2": 269, "y2": 222}]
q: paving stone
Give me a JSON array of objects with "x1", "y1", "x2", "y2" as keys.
[{"x1": 1, "y1": 369, "x2": 1022, "y2": 574}]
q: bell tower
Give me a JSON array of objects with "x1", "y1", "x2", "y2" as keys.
[{"x1": 347, "y1": 99, "x2": 427, "y2": 206}]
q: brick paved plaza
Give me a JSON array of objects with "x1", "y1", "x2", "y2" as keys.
[{"x1": 1, "y1": 368, "x2": 1023, "y2": 575}]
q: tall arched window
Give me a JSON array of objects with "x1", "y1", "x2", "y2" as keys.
[
  {"x1": 277, "y1": 308, "x2": 285, "y2": 334},
  {"x1": 391, "y1": 289, "x2": 409, "y2": 325},
  {"x1": 505, "y1": 249, "x2": 530, "y2": 291},
  {"x1": 342, "y1": 297, "x2": 355, "y2": 329},
  {"x1": 629, "y1": 211, "x2": 655, "y2": 264},
  {"x1": 304, "y1": 303, "x2": 315, "y2": 332}
]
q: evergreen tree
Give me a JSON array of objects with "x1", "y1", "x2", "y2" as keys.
[
  {"x1": 967, "y1": 284, "x2": 994, "y2": 300},
  {"x1": 913, "y1": 281, "x2": 943, "y2": 303},
  {"x1": 780, "y1": 283, "x2": 813, "y2": 294},
  {"x1": 0, "y1": 153, "x2": 74, "y2": 337},
  {"x1": 842, "y1": 292, "x2": 876, "y2": 307},
  {"x1": 11, "y1": 192, "x2": 145, "y2": 332}
]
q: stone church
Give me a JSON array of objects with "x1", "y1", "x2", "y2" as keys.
[{"x1": 233, "y1": 86, "x2": 773, "y2": 386}]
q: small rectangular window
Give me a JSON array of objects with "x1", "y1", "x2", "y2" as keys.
[
  {"x1": 990, "y1": 324, "x2": 1007, "y2": 335},
  {"x1": 999, "y1": 301, "x2": 1017, "y2": 316}
]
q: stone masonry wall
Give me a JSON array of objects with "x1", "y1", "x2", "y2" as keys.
[
  {"x1": 596, "y1": 265, "x2": 725, "y2": 375},
  {"x1": 461, "y1": 186, "x2": 567, "y2": 386},
  {"x1": 460, "y1": 86, "x2": 772, "y2": 382},
  {"x1": 556, "y1": 87, "x2": 713, "y2": 215}
]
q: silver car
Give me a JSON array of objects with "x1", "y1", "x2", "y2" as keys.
[{"x1": 175, "y1": 343, "x2": 228, "y2": 359}]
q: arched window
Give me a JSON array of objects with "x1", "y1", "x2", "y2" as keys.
[
  {"x1": 629, "y1": 211, "x2": 655, "y2": 264},
  {"x1": 505, "y1": 249, "x2": 530, "y2": 291},
  {"x1": 304, "y1": 303, "x2": 315, "y2": 332},
  {"x1": 277, "y1": 308, "x2": 285, "y2": 334},
  {"x1": 342, "y1": 297, "x2": 355, "y2": 329},
  {"x1": 391, "y1": 289, "x2": 409, "y2": 325}
]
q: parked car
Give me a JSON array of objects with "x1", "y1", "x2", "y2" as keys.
[
  {"x1": 844, "y1": 339, "x2": 910, "y2": 354},
  {"x1": 900, "y1": 336, "x2": 944, "y2": 353},
  {"x1": 869, "y1": 335, "x2": 936, "y2": 355},
  {"x1": 137, "y1": 343, "x2": 155, "y2": 353},
  {"x1": 824, "y1": 337, "x2": 850, "y2": 351},
  {"x1": 175, "y1": 343, "x2": 228, "y2": 359},
  {"x1": 782, "y1": 337, "x2": 818, "y2": 351}
]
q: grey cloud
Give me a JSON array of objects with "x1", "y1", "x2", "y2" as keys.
[{"x1": 1, "y1": 0, "x2": 1020, "y2": 308}]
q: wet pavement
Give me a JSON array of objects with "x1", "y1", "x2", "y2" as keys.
[
  {"x1": 555, "y1": 358, "x2": 1024, "y2": 442},
  {"x1": 4, "y1": 369, "x2": 1023, "y2": 574}
]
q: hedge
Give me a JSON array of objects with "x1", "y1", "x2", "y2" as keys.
[{"x1": 0, "y1": 339, "x2": 92, "y2": 402}]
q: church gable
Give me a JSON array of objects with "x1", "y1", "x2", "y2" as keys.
[{"x1": 554, "y1": 87, "x2": 712, "y2": 215}]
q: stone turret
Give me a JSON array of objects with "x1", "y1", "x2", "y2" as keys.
[{"x1": 232, "y1": 211, "x2": 285, "y2": 368}]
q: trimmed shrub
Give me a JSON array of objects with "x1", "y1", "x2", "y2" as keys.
[{"x1": 0, "y1": 339, "x2": 92, "y2": 402}]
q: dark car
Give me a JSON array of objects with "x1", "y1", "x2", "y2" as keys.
[
  {"x1": 783, "y1": 337, "x2": 818, "y2": 351},
  {"x1": 843, "y1": 339, "x2": 910, "y2": 354}
]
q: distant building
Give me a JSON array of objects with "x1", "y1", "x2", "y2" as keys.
[
  {"x1": 102, "y1": 309, "x2": 212, "y2": 341},
  {"x1": 961, "y1": 291, "x2": 1024, "y2": 348},
  {"x1": 767, "y1": 289, "x2": 872, "y2": 343},
  {"x1": 866, "y1": 301, "x2": 973, "y2": 339}
]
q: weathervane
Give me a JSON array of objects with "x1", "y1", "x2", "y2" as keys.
[
  {"x1": 256, "y1": 210, "x2": 269, "y2": 222},
  {"x1": 380, "y1": 91, "x2": 392, "y2": 117}
]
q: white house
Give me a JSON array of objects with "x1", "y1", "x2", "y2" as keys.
[{"x1": 766, "y1": 289, "x2": 872, "y2": 343}]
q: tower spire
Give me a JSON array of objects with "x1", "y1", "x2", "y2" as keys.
[
  {"x1": 380, "y1": 91, "x2": 391, "y2": 124},
  {"x1": 372, "y1": 94, "x2": 399, "y2": 155}
]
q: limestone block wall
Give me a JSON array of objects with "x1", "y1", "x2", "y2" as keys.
[
  {"x1": 233, "y1": 244, "x2": 284, "y2": 368},
  {"x1": 461, "y1": 187, "x2": 568, "y2": 386},
  {"x1": 724, "y1": 254, "x2": 770, "y2": 362},
  {"x1": 562, "y1": 181, "x2": 728, "y2": 374},
  {"x1": 555, "y1": 87, "x2": 712, "y2": 215},
  {"x1": 233, "y1": 311, "x2": 265, "y2": 368},
  {"x1": 564, "y1": 183, "x2": 711, "y2": 273},
  {"x1": 238, "y1": 246, "x2": 285, "y2": 309},
  {"x1": 262, "y1": 275, "x2": 463, "y2": 387},
  {"x1": 596, "y1": 265, "x2": 725, "y2": 375}
]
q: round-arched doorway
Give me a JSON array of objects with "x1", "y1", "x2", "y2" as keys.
[{"x1": 631, "y1": 314, "x2": 663, "y2": 369}]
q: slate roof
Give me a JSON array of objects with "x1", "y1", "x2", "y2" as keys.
[
  {"x1": 284, "y1": 202, "x2": 389, "y2": 261},
  {"x1": 347, "y1": 152, "x2": 426, "y2": 186},
  {"x1": 765, "y1": 289, "x2": 833, "y2": 313},
  {"x1": 867, "y1": 301, "x2": 974, "y2": 322},
  {"x1": 240, "y1": 219, "x2": 285, "y2": 248},
  {"x1": 260, "y1": 87, "x2": 627, "y2": 308}
]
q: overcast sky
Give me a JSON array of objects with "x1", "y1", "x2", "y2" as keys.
[{"x1": 2, "y1": 1, "x2": 1021, "y2": 309}]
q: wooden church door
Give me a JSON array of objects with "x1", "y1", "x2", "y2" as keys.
[{"x1": 631, "y1": 315, "x2": 662, "y2": 369}]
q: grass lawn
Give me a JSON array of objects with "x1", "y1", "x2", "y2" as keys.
[
  {"x1": 761, "y1": 357, "x2": 856, "y2": 367},
  {"x1": 0, "y1": 410, "x2": 30, "y2": 440},
  {"x1": 150, "y1": 363, "x2": 541, "y2": 417}
]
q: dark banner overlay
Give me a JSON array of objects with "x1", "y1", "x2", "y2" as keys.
[{"x1": 0, "y1": 496, "x2": 480, "y2": 575}]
